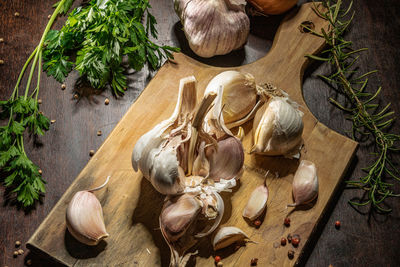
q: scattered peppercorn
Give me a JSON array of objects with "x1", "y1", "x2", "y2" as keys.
[
  {"x1": 250, "y1": 258, "x2": 258, "y2": 266},
  {"x1": 288, "y1": 250, "x2": 295, "y2": 259},
  {"x1": 51, "y1": 119, "x2": 56, "y2": 124},
  {"x1": 26, "y1": 259, "x2": 32, "y2": 265},
  {"x1": 73, "y1": 94, "x2": 79, "y2": 100},
  {"x1": 292, "y1": 237, "x2": 300, "y2": 247},
  {"x1": 254, "y1": 220, "x2": 261, "y2": 227},
  {"x1": 18, "y1": 249, "x2": 24, "y2": 255},
  {"x1": 13, "y1": 251, "x2": 18, "y2": 257},
  {"x1": 0, "y1": 38, "x2": 4, "y2": 43},
  {"x1": 123, "y1": 87, "x2": 127, "y2": 91},
  {"x1": 14, "y1": 12, "x2": 20, "y2": 17},
  {"x1": 287, "y1": 234, "x2": 292, "y2": 243},
  {"x1": 0, "y1": 59, "x2": 4, "y2": 65},
  {"x1": 15, "y1": 241, "x2": 21, "y2": 247},
  {"x1": 105, "y1": 98, "x2": 110, "y2": 105},
  {"x1": 89, "y1": 150, "x2": 95, "y2": 156},
  {"x1": 38, "y1": 169, "x2": 42, "y2": 175},
  {"x1": 280, "y1": 237, "x2": 287, "y2": 246},
  {"x1": 335, "y1": 221, "x2": 341, "y2": 229},
  {"x1": 215, "y1": 255, "x2": 221, "y2": 263},
  {"x1": 284, "y1": 217, "x2": 290, "y2": 227},
  {"x1": 38, "y1": 99, "x2": 42, "y2": 104},
  {"x1": 97, "y1": 130, "x2": 102, "y2": 136},
  {"x1": 61, "y1": 84, "x2": 66, "y2": 90},
  {"x1": 217, "y1": 262, "x2": 223, "y2": 267}
]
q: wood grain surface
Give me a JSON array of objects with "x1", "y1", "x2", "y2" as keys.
[{"x1": 0, "y1": 0, "x2": 399, "y2": 267}]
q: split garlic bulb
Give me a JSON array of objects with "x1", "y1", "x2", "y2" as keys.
[
  {"x1": 132, "y1": 75, "x2": 245, "y2": 266},
  {"x1": 288, "y1": 160, "x2": 318, "y2": 207},
  {"x1": 66, "y1": 176, "x2": 110, "y2": 246},
  {"x1": 174, "y1": 0, "x2": 250, "y2": 57},
  {"x1": 251, "y1": 96, "x2": 304, "y2": 157}
]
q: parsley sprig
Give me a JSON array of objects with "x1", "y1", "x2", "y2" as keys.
[
  {"x1": 43, "y1": 0, "x2": 179, "y2": 95},
  {"x1": 0, "y1": 0, "x2": 74, "y2": 206}
]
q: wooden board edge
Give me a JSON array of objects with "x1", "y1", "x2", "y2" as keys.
[
  {"x1": 295, "y1": 123, "x2": 358, "y2": 266},
  {"x1": 26, "y1": 242, "x2": 69, "y2": 267}
]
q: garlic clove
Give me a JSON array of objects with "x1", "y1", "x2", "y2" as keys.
[
  {"x1": 243, "y1": 183, "x2": 269, "y2": 221},
  {"x1": 212, "y1": 226, "x2": 249, "y2": 250},
  {"x1": 206, "y1": 136, "x2": 244, "y2": 182},
  {"x1": 160, "y1": 193, "x2": 202, "y2": 242},
  {"x1": 192, "y1": 141, "x2": 210, "y2": 177},
  {"x1": 66, "y1": 176, "x2": 110, "y2": 246},
  {"x1": 251, "y1": 96, "x2": 304, "y2": 157},
  {"x1": 288, "y1": 160, "x2": 318, "y2": 207}
]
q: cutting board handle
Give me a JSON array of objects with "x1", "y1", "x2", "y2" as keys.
[{"x1": 245, "y1": 2, "x2": 329, "y2": 102}]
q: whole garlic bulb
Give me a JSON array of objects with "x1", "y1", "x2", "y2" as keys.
[
  {"x1": 174, "y1": 0, "x2": 250, "y2": 57},
  {"x1": 251, "y1": 96, "x2": 303, "y2": 157},
  {"x1": 247, "y1": 0, "x2": 298, "y2": 15}
]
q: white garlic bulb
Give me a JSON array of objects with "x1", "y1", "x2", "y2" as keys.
[
  {"x1": 288, "y1": 160, "x2": 318, "y2": 207},
  {"x1": 174, "y1": 0, "x2": 250, "y2": 57},
  {"x1": 251, "y1": 96, "x2": 304, "y2": 157}
]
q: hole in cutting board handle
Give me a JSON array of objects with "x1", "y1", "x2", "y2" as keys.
[{"x1": 299, "y1": 21, "x2": 315, "y2": 33}]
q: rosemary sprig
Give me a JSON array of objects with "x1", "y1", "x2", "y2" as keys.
[{"x1": 304, "y1": 0, "x2": 400, "y2": 212}]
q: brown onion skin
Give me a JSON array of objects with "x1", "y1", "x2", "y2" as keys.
[{"x1": 247, "y1": 0, "x2": 298, "y2": 15}]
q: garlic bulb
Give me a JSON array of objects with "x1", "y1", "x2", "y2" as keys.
[
  {"x1": 212, "y1": 226, "x2": 249, "y2": 250},
  {"x1": 66, "y1": 176, "x2": 110, "y2": 246},
  {"x1": 132, "y1": 75, "x2": 245, "y2": 266},
  {"x1": 174, "y1": 0, "x2": 250, "y2": 57},
  {"x1": 251, "y1": 96, "x2": 304, "y2": 157},
  {"x1": 243, "y1": 181, "x2": 269, "y2": 221},
  {"x1": 247, "y1": 0, "x2": 298, "y2": 15},
  {"x1": 288, "y1": 160, "x2": 318, "y2": 207}
]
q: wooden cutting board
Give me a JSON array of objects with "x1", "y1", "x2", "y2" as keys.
[{"x1": 27, "y1": 3, "x2": 358, "y2": 266}]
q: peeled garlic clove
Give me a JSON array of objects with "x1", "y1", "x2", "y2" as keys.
[
  {"x1": 252, "y1": 96, "x2": 304, "y2": 157},
  {"x1": 243, "y1": 183, "x2": 269, "y2": 221},
  {"x1": 160, "y1": 193, "x2": 201, "y2": 242},
  {"x1": 206, "y1": 136, "x2": 244, "y2": 182},
  {"x1": 174, "y1": 0, "x2": 249, "y2": 58},
  {"x1": 66, "y1": 176, "x2": 110, "y2": 246},
  {"x1": 212, "y1": 226, "x2": 249, "y2": 250},
  {"x1": 205, "y1": 71, "x2": 258, "y2": 126},
  {"x1": 288, "y1": 160, "x2": 318, "y2": 207}
]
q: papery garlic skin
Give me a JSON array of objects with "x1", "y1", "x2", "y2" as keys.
[
  {"x1": 66, "y1": 191, "x2": 109, "y2": 246},
  {"x1": 204, "y1": 71, "x2": 257, "y2": 125},
  {"x1": 174, "y1": 0, "x2": 250, "y2": 57},
  {"x1": 288, "y1": 160, "x2": 318, "y2": 207},
  {"x1": 243, "y1": 183, "x2": 269, "y2": 221},
  {"x1": 212, "y1": 226, "x2": 249, "y2": 250},
  {"x1": 252, "y1": 97, "x2": 303, "y2": 156}
]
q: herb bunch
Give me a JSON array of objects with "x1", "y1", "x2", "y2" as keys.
[
  {"x1": 305, "y1": 0, "x2": 400, "y2": 212},
  {"x1": 0, "y1": 0, "x2": 74, "y2": 206},
  {"x1": 43, "y1": 0, "x2": 179, "y2": 95}
]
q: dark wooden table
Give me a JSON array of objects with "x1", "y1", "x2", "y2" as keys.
[{"x1": 1, "y1": 0, "x2": 400, "y2": 266}]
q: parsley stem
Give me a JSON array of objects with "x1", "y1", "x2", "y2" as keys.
[
  {"x1": 13, "y1": 46, "x2": 38, "y2": 100},
  {"x1": 24, "y1": 0, "x2": 68, "y2": 100}
]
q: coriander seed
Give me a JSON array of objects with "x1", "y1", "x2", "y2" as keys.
[
  {"x1": 61, "y1": 84, "x2": 66, "y2": 90},
  {"x1": 250, "y1": 258, "x2": 258, "y2": 266},
  {"x1": 51, "y1": 119, "x2": 56, "y2": 124},
  {"x1": 105, "y1": 98, "x2": 110, "y2": 105},
  {"x1": 0, "y1": 59, "x2": 4, "y2": 65},
  {"x1": 0, "y1": 38, "x2": 4, "y2": 43},
  {"x1": 15, "y1": 240, "x2": 21, "y2": 246},
  {"x1": 97, "y1": 130, "x2": 102, "y2": 136},
  {"x1": 18, "y1": 249, "x2": 24, "y2": 255},
  {"x1": 38, "y1": 99, "x2": 42, "y2": 104},
  {"x1": 89, "y1": 150, "x2": 95, "y2": 156},
  {"x1": 47, "y1": 14, "x2": 51, "y2": 19},
  {"x1": 38, "y1": 169, "x2": 42, "y2": 175},
  {"x1": 217, "y1": 262, "x2": 223, "y2": 267},
  {"x1": 73, "y1": 94, "x2": 79, "y2": 100},
  {"x1": 13, "y1": 251, "x2": 18, "y2": 257},
  {"x1": 14, "y1": 12, "x2": 20, "y2": 17}
]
